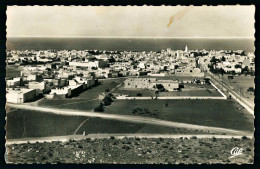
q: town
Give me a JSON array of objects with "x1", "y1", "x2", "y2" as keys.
[
  {"x1": 6, "y1": 46, "x2": 255, "y2": 104},
  {"x1": 5, "y1": 45, "x2": 255, "y2": 164},
  {"x1": 5, "y1": 4, "x2": 257, "y2": 164}
]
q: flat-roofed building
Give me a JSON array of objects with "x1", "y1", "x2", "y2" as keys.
[
  {"x1": 6, "y1": 77, "x2": 22, "y2": 88},
  {"x1": 6, "y1": 88, "x2": 36, "y2": 103},
  {"x1": 50, "y1": 87, "x2": 72, "y2": 98},
  {"x1": 28, "y1": 81, "x2": 49, "y2": 94},
  {"x1": 69, "y1": 60, "x2": 108, "y2": 68},
  {"x1": 175, "y1": 67, "x2": 205, "y2": 77}
]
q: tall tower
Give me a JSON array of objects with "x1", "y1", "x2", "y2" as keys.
[{"x1": 185, "y1": 45, "x2": 188, "y2": 52}]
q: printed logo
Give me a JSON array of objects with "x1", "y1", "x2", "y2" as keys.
[{"x1": 230, "y1": 147, "x2": 243, "y2": 158}]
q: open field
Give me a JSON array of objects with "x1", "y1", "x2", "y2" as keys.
[
  {"x1": 113, "y1": 83, "x2": 222, "y2": 97},
  {"x1": 6, "y1": 65, "x2": 21, "y2": 79},
  {"x1": 37, "y1": 78, "x2": 124, "y2": 110},
  {"x1": 6, "y1": 109, "x2": 212, "y2": 140},
  {"x1": 104, "y1": 99, "x2": 254, "y2": 132},
  {"x1": 6, "y1": 109, "x2": 84, "y2": 139},
  {"x1": 6, "y1": 136, "x2": 254, "y2": 164},
  {"x1": 75, "y1": 118, "x2": 211, "y2": 135},
  {"x1": 220, "y1": 75, "x2": 254, "y2": 103}
]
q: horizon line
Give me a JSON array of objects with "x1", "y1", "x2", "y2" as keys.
[{"x1": 6, "y1": 36, "x2": 255, "y2": 39}]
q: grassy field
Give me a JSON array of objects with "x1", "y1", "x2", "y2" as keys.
[
  {"x1": 6, "y1": 65, "x2": 21, "y2": 79},
  {"x1": 6, "y1": 109, "x2": 84, "y2": 139},
  {"x1": 6, "y1": 137, "x2": 254, "y2": 164},
  {"x1": 76, "y1": 118, "x2": 209, "y2": 135},
  {"x1": 104, "y1": 99, "x2": 254, "y2": 132},
  {"x1": 6, "y1": 109, "x2": 210, "y2": 140},
  {"x1": 221, "y1": 75, "x2": 254, "y2": 103},
  {"x1": 114, "y1": 83, "x2": 222, "y2": 97},
  {"x1": 37, "y1": 79, "x2": 124, "y2": 110}
]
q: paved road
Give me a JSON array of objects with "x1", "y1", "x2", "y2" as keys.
[
  {"x1": 6, "y1": 103, "x2": 252, "y2": 136},
  {"x1": 207, "y1": 72, "x2": 254, "y2": 115},
  {"x1": 6, "y1": 134, "x2": 253, "y2": 145}
]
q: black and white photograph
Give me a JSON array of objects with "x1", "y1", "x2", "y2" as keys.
[{"x1": 5, "y1": 5, "x2": 255, "y2": 164}]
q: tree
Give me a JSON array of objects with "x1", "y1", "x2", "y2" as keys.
[
  {"x1": 105, "y1": 89, "x2": 110, "y2": 93},
  {"x1": 242, "y1": 66, "x2": 249, "y2": 73},
  {"x1": 94, "y1": 105, "x2": 104, "y2": 112},
  {"x1": 210, "y1": 56, "x2": 217, "y2": 64},
  {"x1": 235, "y1": 64, "x2": 242, "y2": 69},
  {"x1": 156, "y1": 84, "x2": 165, "y2": 91},
  {"x1": 247, "y1": 87, "x2": 254, "y2": 92},
  {"x1": 221, "y1": 56, "x2": 226, "y2": 62},
  {"x1": 220, "y1": 68, "x2": 225, "y2": 76},
  {"x1": 108, "y1": 57, "x2": 116, "y2": 63},
  {"x1": 102, "y1": 95, "x2": 113, "y2": 106},
  {"x1": 155, "y1": 91, "x2": 159, "y2": 98}
]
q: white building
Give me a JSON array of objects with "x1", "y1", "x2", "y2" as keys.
[
  {"x1": 6, "y1": 88, "x2": 36, "y2": 103},
  {"x1": 28, "y1": 81, "x2": 49, "y2": 94},
  {"x1": 50, "y1": 87, "x2": 72, "y2": 98},
  {"x1": 6, "y1": 77, "x2": 21, "y2": 88}
]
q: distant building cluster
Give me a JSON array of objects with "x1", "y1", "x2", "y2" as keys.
[
  {"x1": 6, "y1": 46, "x2": 255, "y2": 103},
  {"x1": 198, "y1": 50, "x2": 255, "y2": 75}
]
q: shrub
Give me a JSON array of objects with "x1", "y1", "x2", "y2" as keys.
[
  {"x1": 162, "y1": 145, "x2": 168, "y2": 148},
  {"x1": 132, "y1": 107, "x2": 155, "y2": 117},
  {"x1": 110, "y1": 136, "x2": 115, "y2": 140},
  {"x1": 102, "y1": 95, "x2": 113, "y2": 106},
  {"x1": 242, "y1": 136, "x2": 248, "y2": 140},
  {"x1": 135, "y1": 137, "x2": 141, "y2": 141},
  {"x1": 247, "y1": 87, "x2": 254, "y2": 92},
  {"x1": 77, "y1": 145, "x2": 83, "y2": 148},
  {"x1": 94, "y1": 105, "x2": 104, "y2": 112},
  {"x1": 136, "y1": 93, "x2": 142, "y2": 96},
  {"x1": 191, "y1": 136, "x2": 197, "y2": 139},
  {"x1": 246, "y1": 148, "x2": 251, "y2": 152}
]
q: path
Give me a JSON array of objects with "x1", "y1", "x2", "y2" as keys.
[{"x1": 73, "y1": 118, "x2": 89, "y2": 135}]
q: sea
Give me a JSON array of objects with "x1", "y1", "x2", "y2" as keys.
[{"x1": 6, "y1": 37, "x2": 255, "y2": 53}]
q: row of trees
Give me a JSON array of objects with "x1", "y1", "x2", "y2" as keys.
[{"x1": 94, "y1": 92, "x2": 114, "y2": 112}]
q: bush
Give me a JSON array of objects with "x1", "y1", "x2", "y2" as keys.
[
  {"x1": 246, "y1": 148, "x2": 251, "y2": 152},
  {"x1": 136, "y1": 93, "x2": 142, "y2": 96},
  {"x1": 110, "y1": 136, "x2": 115, "y2": 140},
  {"x1": 94, "y1": 105, "x2": 104, "y2": 112},
  {"x1": 247, "y1": 87, "x2": 254, "y2": 92},
  {"x1": 102, "y1": 95, "x2": 113, "y2": 106},
  {"x1": 242, "y1": 136, "x2": 248, "y2": 140},
  {"x1": 191, "y1": 136, "x2": 197, "y2": 139},
  {"x1": 132, "y1": 107, "x2": 157, "y2": 117}
]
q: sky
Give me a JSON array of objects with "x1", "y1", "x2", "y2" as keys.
[{"x1": 6, "y1": 6, "x2": 255, "y2": 38}]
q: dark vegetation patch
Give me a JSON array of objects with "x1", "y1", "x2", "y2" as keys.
[{"x1": 6, "y1": 137, "x2": 254, "y2": 164}]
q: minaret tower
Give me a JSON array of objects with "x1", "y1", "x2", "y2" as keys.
[{"x1": 185, "y1": 45, "x2": 188, "y2": 52}]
